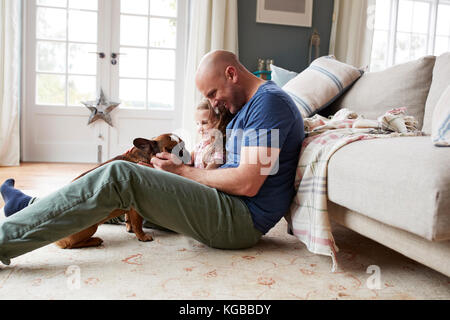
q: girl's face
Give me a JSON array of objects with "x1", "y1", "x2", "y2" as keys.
[{"x1": 195, "y1": 109, "x2": 212, "y2": 136}]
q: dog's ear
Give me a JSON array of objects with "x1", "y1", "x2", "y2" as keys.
[{"x1": 133, "y1": 138, "x2": 158, "y2": 153}]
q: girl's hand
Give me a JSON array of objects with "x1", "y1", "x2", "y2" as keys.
[
  {"x1": 205, "y1": 162, "x2": 221, "y2": 170},
  {"x1": 150, "y1": 152, "x2": 184, "y2": 174}
]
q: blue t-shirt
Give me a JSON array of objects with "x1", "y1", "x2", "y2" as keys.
[{"x1": 220, "y1": 81, "x2": 305, "y2": 234}]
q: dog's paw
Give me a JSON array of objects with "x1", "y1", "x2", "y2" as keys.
[
  {"x1": 126, "y1": 223, "x2": 133, "y2": 233},
  {"x1": 138, "y1": 233, "x2": 153, "y2": 242}
]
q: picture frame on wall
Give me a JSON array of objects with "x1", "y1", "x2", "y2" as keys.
[{"x1": 256, "y1": 0, "x2": 313, "y2": 27}]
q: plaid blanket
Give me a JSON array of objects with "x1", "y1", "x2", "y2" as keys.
[{"x1": 285, "y1": 107, "x2": 425, "y2": 272}]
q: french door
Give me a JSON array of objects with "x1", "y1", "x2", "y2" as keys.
[{"x1": 22, "y1": 0, "x2": 188, "y2": 163}]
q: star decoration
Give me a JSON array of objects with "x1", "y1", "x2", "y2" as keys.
[{"x1": 82, "y1": 89, "x2": 120, "y2": 127}]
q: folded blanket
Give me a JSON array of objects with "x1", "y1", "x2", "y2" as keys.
[{"x1": 285, "y1": 107, "x2": 425, "y2": 272}]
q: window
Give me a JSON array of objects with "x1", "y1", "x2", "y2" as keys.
[
  {"x1": 35, "y1": 0, "x2": 98, "y2": 106},
  {"x1": 117, "y1": 0, "x2": 178, "y2": 109},
  {"x1": 31, "y1": 0, "x2": 183, "y2": 109},
  {"x1": 370, "y1": 0, "x2": 450, "y2": 72}
]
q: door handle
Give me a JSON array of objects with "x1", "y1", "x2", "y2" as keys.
[
  {"x1": 111, "y1": 52, "x2": 126, "y2": 59},
  {"x1": 89, "y1": 52, "x2": 106, "y2": 59}
]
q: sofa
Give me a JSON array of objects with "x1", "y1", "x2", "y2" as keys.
[{"x1": 316, "y1": 53, "x2": 450, "y2": 277}]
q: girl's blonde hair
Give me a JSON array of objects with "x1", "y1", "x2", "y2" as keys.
[{"x1": 196, "y1": 99, "x2": 233, "y2": 165}]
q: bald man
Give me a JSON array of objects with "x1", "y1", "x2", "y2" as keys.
[{"x1": 0, "y1": 51, "x2": 304, "y2": 266}]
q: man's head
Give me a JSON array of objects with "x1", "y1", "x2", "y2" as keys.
[{"x1": 195, "y1": 50, "x2": 252, "y2": 114}]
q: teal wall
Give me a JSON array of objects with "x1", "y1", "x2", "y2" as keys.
[{"x1": 238, "y1": 0, "x2": 334, "y2": 73}]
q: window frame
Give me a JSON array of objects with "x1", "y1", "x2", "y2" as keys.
[
  {"x1": 370, "y1": 0, "x2": 450, "y2": 71},
  {"x1": 109, "y1": 0, "x2": 186, "y2": 111},
  {"x1": 23, "y1": 0, "x2": 188, "y2": 111}
]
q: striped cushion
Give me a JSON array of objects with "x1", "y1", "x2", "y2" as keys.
[
  {"x1": 432, "y1": 85, "x2": 450, "y2": 147},
  {"x1": 282, "y1": 55, "x2": 363, "y2": 118}
]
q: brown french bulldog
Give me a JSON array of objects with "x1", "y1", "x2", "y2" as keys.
[{"x1": 55, "y1": 133, "x2": 186, "y2": 249}]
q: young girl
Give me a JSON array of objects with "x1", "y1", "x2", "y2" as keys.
[{"x1": 191, "y1": 99, "x2": 233, "y2": 169}]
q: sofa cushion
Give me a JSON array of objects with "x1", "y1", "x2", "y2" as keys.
[
  {"x1": 327, "y1": 136, "x2": 450, "y2": 241},
  {"x1": 282, "y1": 55, "x2": 363, "y2": 118},
  {"x1": 270, "y1": 64, "x2": 298, "y2": 88},
  {"x1": 432, "y1": 85, "x2": 450, "y2": 147},
  {"x1": 423, "y1": 52, "x2": 450, "y2": 134},
  {"x1": 321, "y1": 56, "x2": 436, "y2": 129}
]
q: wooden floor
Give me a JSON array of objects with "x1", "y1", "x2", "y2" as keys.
[{"x1": 0, "y1": 162, "x2": 96, "y2": 208}]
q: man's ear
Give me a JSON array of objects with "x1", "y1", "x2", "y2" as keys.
[
  {"x1": 133, "y1": 138, "x2": 158, "y2": 153},
  {"x1": 225, "y1": 66, "x2": 238, "y2": 83}
]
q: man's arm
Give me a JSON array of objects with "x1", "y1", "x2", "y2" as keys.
[{"x1": 150, "y1": 146, "x2": 280, "y2": 197}]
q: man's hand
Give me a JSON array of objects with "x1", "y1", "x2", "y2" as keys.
[{"x1": 150, "y1": 152, "x2": 184, "y2": 174}]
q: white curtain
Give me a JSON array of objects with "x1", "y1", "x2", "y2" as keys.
[
  {"x1": 329, "y1": 0, "x2": 376, "y2": 69},
  {"x1": 0, "y1": 0, "x2": 21, "y2": 166},
  {"x1": 180, "y1": 0, "x2": 239, "y2": 150}
]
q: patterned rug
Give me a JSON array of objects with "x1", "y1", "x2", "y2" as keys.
[{"x1": 0, "y1": 216, "x2": 448, "y2": 300}]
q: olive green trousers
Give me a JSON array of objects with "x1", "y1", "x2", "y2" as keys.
[{"x1": 0, "y1": 161, "x2": 262, "y2": 265}]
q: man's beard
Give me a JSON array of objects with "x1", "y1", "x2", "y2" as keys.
[{"x1": 228, "y1": 89, "x2": 247, "y2": 114}]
